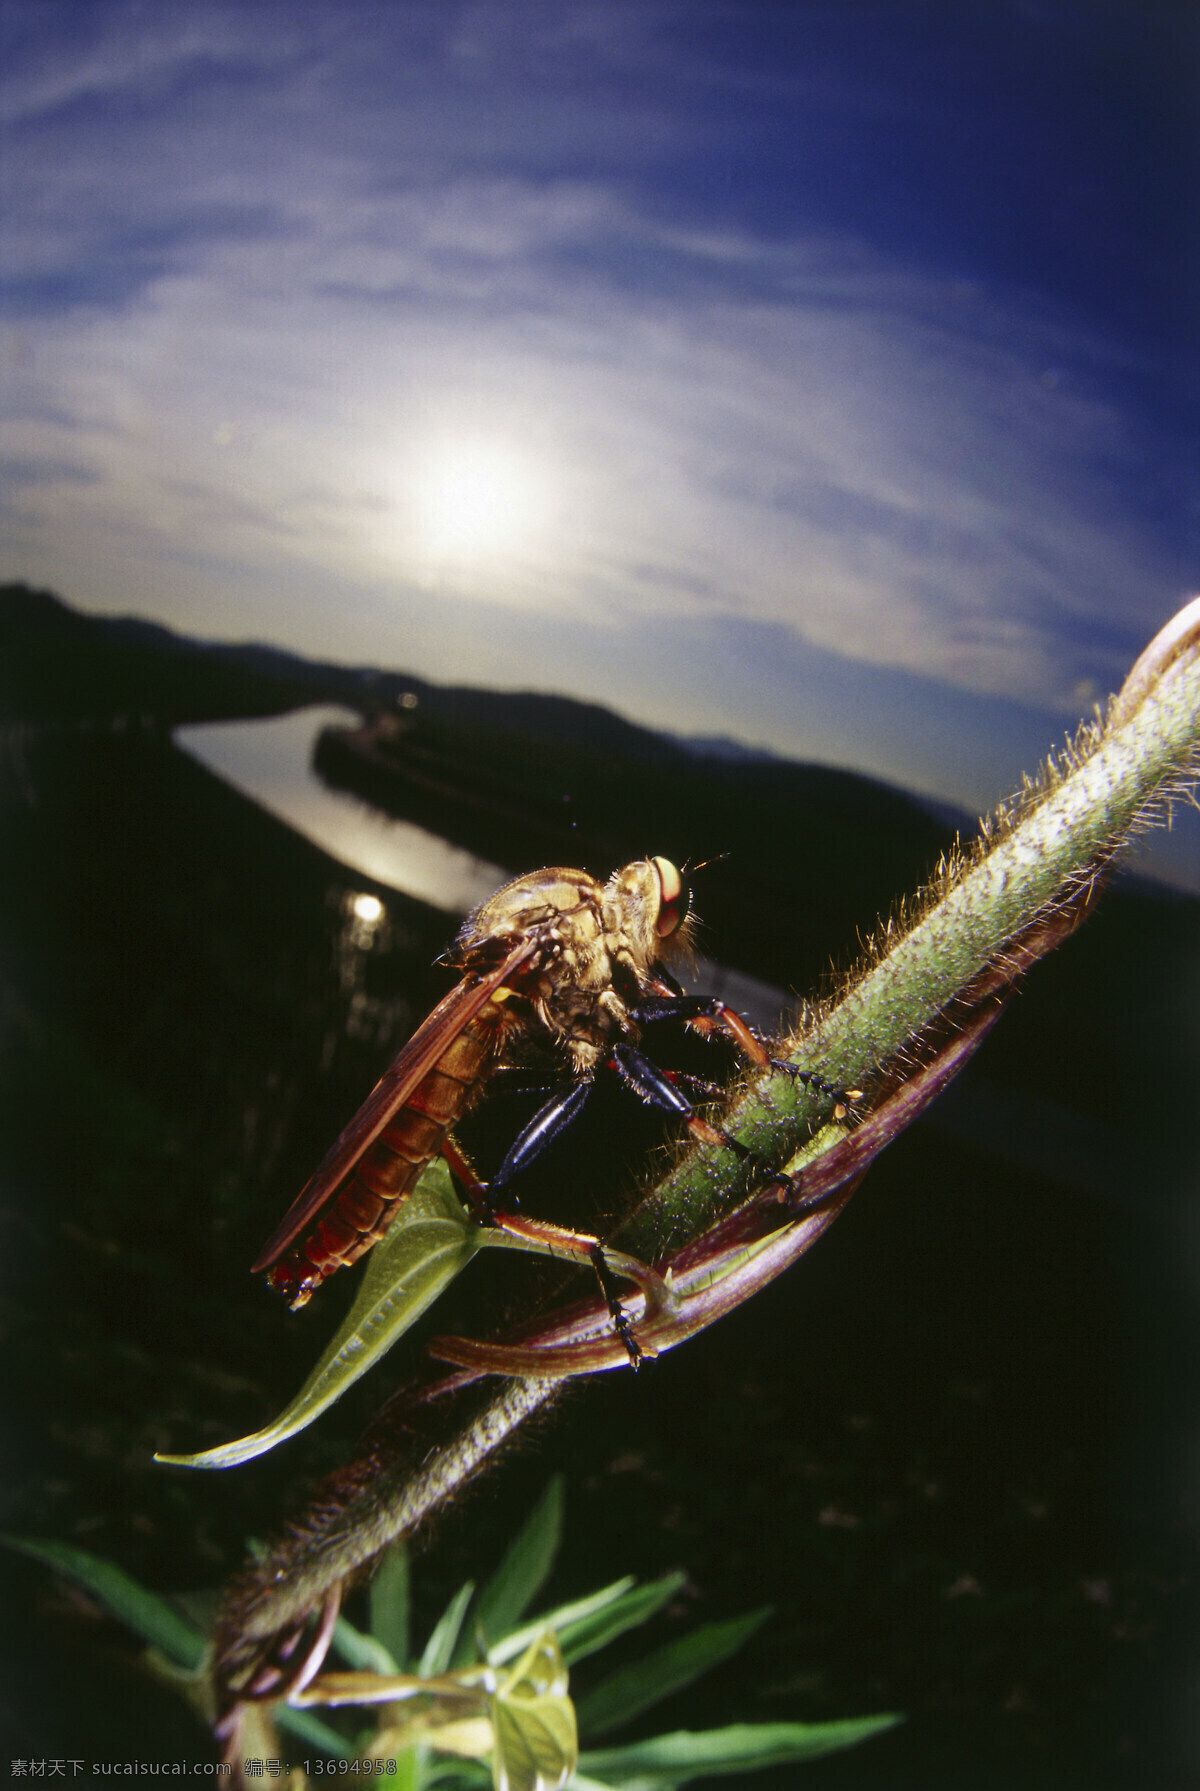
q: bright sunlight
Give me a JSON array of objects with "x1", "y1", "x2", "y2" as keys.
[{"x1": 411, "y1": 435, "x2": 549, "y2": 576}]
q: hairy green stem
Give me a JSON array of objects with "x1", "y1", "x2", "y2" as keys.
[
  {"x1": 624, "y1": 596, "x2": 1200, "y2": 1246},
  {"x1": 217, "y1": 1376, "x2": 557, "y2": 1658},
  {"x1": 215, "y1": 597, "x2": 1200, "y2": 1686}
]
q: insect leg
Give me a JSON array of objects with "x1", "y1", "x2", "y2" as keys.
[
  {"x1": 437, "y1": 1072, "x2": 579, "y2": 1220},
  {"x1": 608, "y1": 1040, "x2": 744, "y2": 1153},
  {"x1": 588, "y1": 1242, "x2": 643, "y2": 1369},
  {"x1": 474, "y1": 1081, "x2": 647, "y2": 1367},
  {"x1": 486, "y1": 1080, "x2": 595, "y2": 1201},
  {"x1": 633, "y1": 991, "x2": 858, "y2": 1109},
  {"x1": 481, "y1": 1204, "x2": 645, "y2": 1370},
  {"x1": 439, "y1": 1136, "x2": 497, "y2": 1224},
  {"x1": 631, "y1": 990, "x2": 771, "y2": 1064}
]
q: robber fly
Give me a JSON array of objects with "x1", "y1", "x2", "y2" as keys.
[{"x1": 253, "y1": 856, "x2": 796, "y2": 1313}]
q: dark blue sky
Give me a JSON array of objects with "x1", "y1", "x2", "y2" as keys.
[
  {"x1": 2, "y1": 1, "x2": 1196, "y2": 883},
  {"x1": 690, "y1": 8, "x2": 1193, "y2": 344}
]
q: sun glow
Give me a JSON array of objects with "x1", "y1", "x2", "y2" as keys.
[{"x1": 412, "y1": 435, "x2": 549, "y2": 573}]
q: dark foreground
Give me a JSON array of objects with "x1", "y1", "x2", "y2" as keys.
[{"x1": 1, "y1": 591, "x2": 1196, "y2": 1788}]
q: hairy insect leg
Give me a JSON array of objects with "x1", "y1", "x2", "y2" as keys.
[
  {"x1": 441, "y1": 1085, "x2": 599, "y2": 1217},
  {"x1": 608, "y1": 1040, "x2": 749, "y2": 1154},
  {"x1": 774, "y1": 1062, "x2": 861, "y2": 1118},
  {"x1": 439, "y1": 1136, "x2": 495, "y2": 1221},
  {"x1": 589, "y1": 1242, "x2": 643, "y2": 1369},
  {"x1": 443, "y1": 1085, "x2": 644, "y2": 1367},
  {"x1": 480, "y1": 1206, "x2": 645, "y2": 1369},
  {"x1": 633, "y1": 985, "x2": 771, "y2": 1068},
  {"x1": 756, "y1": 1167, "x2": 843, "y2": 1228},
  {"x1": 635, "y1": 987, "x2": 860, "y2": 1113}
]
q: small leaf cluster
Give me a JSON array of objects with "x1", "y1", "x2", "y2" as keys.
[{"x1": 5, "y1": 1477, "x2": 899, "y2": 1788}]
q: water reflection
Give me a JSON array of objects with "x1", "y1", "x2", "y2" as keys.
[
  {"x1": 176, "y1": 706, "x2": 508, "y2": 914},
  {"x1": 349, "y1": 892, "x2": 385, "y2": 930},
  {"x1": 175, "y1": 704, "x2": 793, "y2": 1032},
  {"x1": 334, "y1": 886, "x2": 408, "y2": 1054}
]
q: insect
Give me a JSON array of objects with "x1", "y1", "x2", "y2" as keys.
[{"x1": 252, "y1": 856, "x2": 810, "y2": 1317}]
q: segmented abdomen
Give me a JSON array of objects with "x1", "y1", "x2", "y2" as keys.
[{"x1": 267, "y1": 1007, "x2": 501, "y2": 1308}]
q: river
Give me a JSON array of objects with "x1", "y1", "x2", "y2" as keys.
[
  {"x1": 176, "y1": 704, "x2": 509, "y2": 915},
  {"x1": 174, "y1": 703, "x2": 791, "y2": 1028}
]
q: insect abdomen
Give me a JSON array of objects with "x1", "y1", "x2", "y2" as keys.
[{"x1": 267, "y1": 1010, "x2": 501, "y2": 1308}]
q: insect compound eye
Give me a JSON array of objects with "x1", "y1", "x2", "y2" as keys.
[{"x1": 651, "y1": 856, "x2": 689, "y2": 937}]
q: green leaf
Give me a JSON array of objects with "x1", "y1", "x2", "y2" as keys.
[
  {"x1": 155, "y1": 1163, "x2": 483, "y2": 1468},
  {"x1": 421, "y1": 1579, "x2": 477, "y2": 1677},
  {"x1": 455, "y1": 1476, "x2": 565, "y2": 1666},
  {"x1": 489, "y1": 1579, "x2": 638, "y2": 1668},
  {"x1": 557, "y1": 1572, "x2": 688, "y2": 1666},
  {"x1": 273, "y1": 1703, "x2": 358, "y2": 1758},
  {"x1": 332, "y1": 1612, "x2": 399, "y2": 1675},
  {"x1": 490, "y1": 1632, "x2": 577, "y2": 1791},
  {"x1": 213, "y1": 607, "x2": 1200, "y2": 1641},
  {"x1": 575, "y1": 1608, "x2": 774, "y2": 1739},
  {"x1": 380, "y1": 1750, "x2": 432, "y2": 1791},
  {"x1": 2, "y1": 1534, "x2": 205, "y2": 1669},
  {"x1": 579, "y1": 1716, "x2": 903, "y2": 1787},
  {"x1": 370, "y1": 1543, "x2": 412, "y2": 1670}
]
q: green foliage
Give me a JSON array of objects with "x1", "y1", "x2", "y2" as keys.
[
  {"x1": 370, "y1": 1543, "x2": 412, "y2": 1670},
  {"x1": 574, "y1": 1610, "x2": 774, "y2": 1740},
  {"x1": 420, "y1": 1579, "x2": 478, "y2": 1678},
  {"x1": 576, "y1": 1718, "x2": 904, "y2": 1787},
  {"x1": 452, "y1": 1476, "x2": 566, "y2": 1667},
  {"x1": 7, "y1": 1482, "x2": 900, "y2": 1788},
  {"x1": 155, "y1": 1162, "x2": 484, "y2": 1467},
  {"x1": 2, "y1": 1533, "x2": 206, "y2": 1669}
]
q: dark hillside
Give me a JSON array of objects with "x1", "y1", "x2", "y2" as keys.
[
  {"x1": 1, "y1": 583, "x2": 954, "y2": 990},
  {"x1": 0, "y1": 582, "x2": 318, "y2": 723},
  {"x1": 1, "y1": 584, "x2": 1195, "y2": 1785}
]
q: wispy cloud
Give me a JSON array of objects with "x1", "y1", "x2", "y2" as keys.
[{"x1": 2, "y1": 2, "x2": 1193, "y2": 858}]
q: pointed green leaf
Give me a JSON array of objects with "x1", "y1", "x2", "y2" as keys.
[
  {"x1": 489, "y1": 1578, "x2": 638, "y2": 1668},
  {"x1": 421, "y1": 1579, "x2": 477, "y2": 1677},
  {"x1": 579, "y1": 1716, "x2": 903, "y2": 1786},
  {"x1": 556, "y1": 1572, "x2": 688, "y2": 1666},
  {"x1": 490, "y1": 1633, "x2": 577, "y2": 1791},
  {"x1": 575, "y1": 1607, "x2": 774, "y2": 1739},
  {"x1": 155, "y1": 1164, "x2": 483, "y2": 1468},
  {"x1": 456, "y1": 1476, "x2": 565, "y2": 1666},
  {"x1": 2, "y1": 1534, "x2": 205, "y2": 1668},
  {"x1": 370, "y1": 1543, "x2": 412, "y2": 1670}
]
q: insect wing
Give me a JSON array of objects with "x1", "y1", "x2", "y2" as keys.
[{"x1": 251, "y1": 938, "x2": 539, "y2": 1274}]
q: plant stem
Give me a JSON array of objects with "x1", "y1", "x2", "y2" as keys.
[{"x1": 213, "y1": 596, "x2": 1200, "y2": 1694}]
